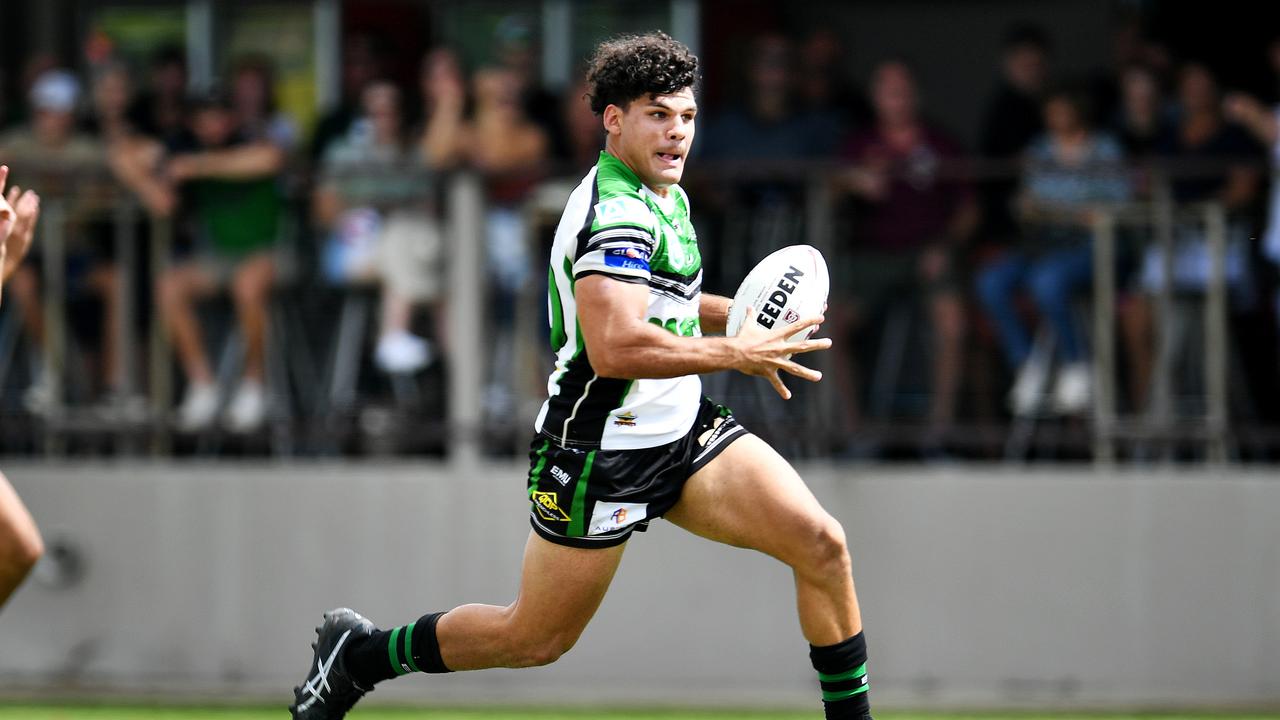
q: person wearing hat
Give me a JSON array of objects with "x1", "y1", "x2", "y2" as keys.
[{"x1": 0, "y1": 69, "x2": 119, "y2": 417}]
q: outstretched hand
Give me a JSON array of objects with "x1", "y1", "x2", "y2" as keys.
[
  {"x1": 0, "y1": 165, "x2": 41, "y2": 287},
  {"x1": 730, "y1": 308, "x2": 831, "y2": 400}
]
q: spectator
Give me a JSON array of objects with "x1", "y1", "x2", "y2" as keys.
[
  {"x1": 315, "y1": 78, "x2": 457, "y2": 374},
  {"x1": 1114, "y1": 64, "x2": 1166, "y2": 159},
  {"x1": 976, "y1": 87, "x2": 1129, "y2": 416},
  {"x1": 559, "y1": 76, "x2": 602, "y2": 174},
  {"x1": 0, "y1": 69, "x2": 117, "y2": 414},
  {"x1": 310, "y1": 33, "x2": 383, "y2": 162},
  {"x1": 702, "y1": 33, "x2": 840, "y2": 160},
  {"x1": 128, "y1": 44, "x2": 188, "y2": 145},
  {"x1": 492, "y1": 14, "x2": 565, "y2": 160},
  {"x1": 415, "y1": 48, "x2": 467, "y2": 170},
  {"x1": 230, "y1": 54, "x2": 300, "y2": 153},
  {"x1": 1120, "y1": 62, "x2": 1262, "y2": 411},
  {"x1": 154, "y1": 88, "x2": 285, "y2": 432},
  {"x1": 795, "y1": 28, "x2": 869, "y2": 131},
  {"x1": 979, "y1": 24, "x2": 1051, "y2": 242},
  {"x1": 458, "y1": 65, "x2": 548, "y2": 419},
  {"x1": 1218, "y1": 35, "x2": 1280, "y2": 274},
  {"x1": 81, "y1": 61, "x2": 137, "y2": 144},
  {"x1": 1223, "y1": 34, "x2": 1280, "y2": 321},
  {"x1": 831, "y1": 59, "x2": 978, "y2": 447}
]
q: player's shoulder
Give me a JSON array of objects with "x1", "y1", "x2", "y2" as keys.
[{"x1": 592, "y1": 174, "x2": 656, "y2": 233}]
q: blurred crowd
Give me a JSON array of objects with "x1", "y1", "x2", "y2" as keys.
[{"x1": 1, "y1": 19, "x2": 1279, "y2": 460}]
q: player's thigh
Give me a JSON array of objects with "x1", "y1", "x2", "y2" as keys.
[
  {"x1": 506, "y1": 530, "x2": 626, "y2": 645},
  {"x1": 665, "y1": 433, "x2": 840, "y2": 569}
]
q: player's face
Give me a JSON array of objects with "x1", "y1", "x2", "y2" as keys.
[{"x1": 609, "y1": 88, "x2": 697, "y2": 192}]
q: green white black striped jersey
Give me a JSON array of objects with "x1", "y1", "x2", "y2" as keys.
[{"x1": 534, "y1": 151, "x2": 703, "y2": 450}]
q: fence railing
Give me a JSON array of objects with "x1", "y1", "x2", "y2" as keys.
[{"x1": 0, "y1": 157, "x2": 1265, "y2": 462}]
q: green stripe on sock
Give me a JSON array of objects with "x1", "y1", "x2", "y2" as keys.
[
  {"x1": 403, "y1": 622, "x2": 420, "y2": 673},
  {"x1": 818, "y1": 662, "x2": 867, "y2": 683},
  {"x1": 387, "y1": 627, "x2": 406, "y2": 675},
  {"x1": 822, "y1": 684, "x2": 870, "y2": 702},
  {"x1": 567, "y1": 449, "x2": 595, "y2": 537}
]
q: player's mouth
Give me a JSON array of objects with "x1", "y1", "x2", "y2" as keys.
[{"x1": 656, "y1": 151, "x2": 684, "y2": 167}]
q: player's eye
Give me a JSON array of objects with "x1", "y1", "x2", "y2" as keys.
[{"x1": 651, "y1": 111, "x2": 667, "y2": 119}]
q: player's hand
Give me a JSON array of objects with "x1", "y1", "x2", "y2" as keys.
[
  {"x1": 6, "y1": 183, "x2": 42, "y2": 273},
  {"x1": 0, "y1": 166, "x2": 15, "y2": 243},
  {"x1": 0, "y1": 167, "x2": 38, "y2": 285},
  {"x1": 731, "y1": 307, "x2": 831, "y2": 400}
]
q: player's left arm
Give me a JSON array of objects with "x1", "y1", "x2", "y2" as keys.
[{"x1": 699, "y1": 293, "x2": 731, "y2": 335}]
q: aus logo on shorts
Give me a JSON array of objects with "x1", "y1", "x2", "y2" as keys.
[{"x1": 589, "y1": 501, "x2": 647, "y2": 536}]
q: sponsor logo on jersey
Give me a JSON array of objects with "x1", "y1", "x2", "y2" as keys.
[
  {"x1": 757, "y1": 265, "x2": 805, "y2": 329},
  {"x1": 532, "y1": 491, "x2": 572, "y2": 522},
  {"x1": 613, "y1": 411, "x2": 637, "y2": 427},
  {"x1": 549, "y1": 465, "x2": 573, "y2": 486},
  {"x1": 589, "y1": 501, "x2": 647, "y2": 536},
  {"x1": 594, "y1": 196, "x2": 650, "y2": 227},
  {"x1": 604, "y1": 246, "x2": 650, "y2": 272}
]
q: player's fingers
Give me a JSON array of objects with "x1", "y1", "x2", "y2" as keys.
[
  {"x1": 5, "y1": 186, "x2": 17, "y2": 207},
  {"x1": 786, "y1": 337, "x2": 832, "y2": 355},
  {"x1": 780, "y1": 360, "x2": 822, "y2": 383},
  {"x1": 765, "y1": 369, "x2": 792, "y2": 400},
  {"x1": 18, "y1": 190, "x2": 38, "y2": 215},
  {"x1": 0, "y1": 165, "x2": 8, "y2": 195},
  {"x1": 775, "y1": 314, "x2": 824, "y2": 339}
]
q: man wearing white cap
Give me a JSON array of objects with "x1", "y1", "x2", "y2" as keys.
[{"x1": 0, "y1": 69, "x2": 112, "y2": 416}]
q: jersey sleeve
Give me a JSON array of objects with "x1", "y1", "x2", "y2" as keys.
[{"x1": 572, "y1": 194, "x2": 657, "y2": 285}]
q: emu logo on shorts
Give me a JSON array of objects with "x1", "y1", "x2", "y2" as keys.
[
  {"x1": 532, "y1": 491, "x2": 571, "y2": 522},
  {"x1": 549, "y1": 465, "x2": 572, "y2": 486},
  {"x1": 589, "y1": 501, "x2": 647, "y2": 536}
]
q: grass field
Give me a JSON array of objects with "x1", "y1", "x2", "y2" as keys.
[{"x1": 1, "y1": 708, "x2": 1278, "y2": 720}]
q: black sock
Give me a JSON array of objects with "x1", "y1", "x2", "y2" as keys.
[
  {"x1": 343, "y1": 612, "x2": 452, "y2": 687},
  {"x1": 810, "y1": 632, "x2": 871, "y2": 720}
]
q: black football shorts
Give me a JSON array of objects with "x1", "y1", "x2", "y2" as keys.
[{"x1": 526, "y1": 397, "x2": 748, "y2": 548}]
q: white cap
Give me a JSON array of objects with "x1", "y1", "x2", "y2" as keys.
[{"x1": 30, "y1": 70, "x2": 81, "y2": 113}]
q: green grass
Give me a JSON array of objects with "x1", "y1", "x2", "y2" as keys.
[{"x1": 0, "y1": 708, "x2": 1277, "y2": 720}]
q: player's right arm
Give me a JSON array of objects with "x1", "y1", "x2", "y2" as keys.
[{"x1": 575, "y1": 274, "x2": 829, "y2": 399}]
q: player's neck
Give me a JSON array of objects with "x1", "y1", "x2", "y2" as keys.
[{"x1": 602, "y1": 141, "x2": 671, "y2": 197}]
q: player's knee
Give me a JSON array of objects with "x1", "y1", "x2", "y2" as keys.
[
  {"x1": 2, "y1": 520, "x2": 43, "y2": 573},
  {"x1": 803, "y1": 515, "x2": 851, "y2": 581}
]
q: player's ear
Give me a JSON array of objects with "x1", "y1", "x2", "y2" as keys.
[{"x1": 602, "y1": 103, "x2": 624, "y2": 136}]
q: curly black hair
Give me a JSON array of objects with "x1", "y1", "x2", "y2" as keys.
[{"x1": 585, "y1": 31, "x2": 699, "y2": 116}]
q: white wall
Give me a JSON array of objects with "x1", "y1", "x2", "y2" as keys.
[{"x1": 1, "y1": 462, "x2": 1277, "y2": 710}]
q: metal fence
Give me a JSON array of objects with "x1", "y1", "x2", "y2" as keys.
[{"x1": 0, "y1": 159, "x2": 1266, "y2": 462}]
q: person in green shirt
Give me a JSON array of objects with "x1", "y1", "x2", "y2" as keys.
[{"x1": 153, "y1": 89, "x2": 285, "y2": 433}]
